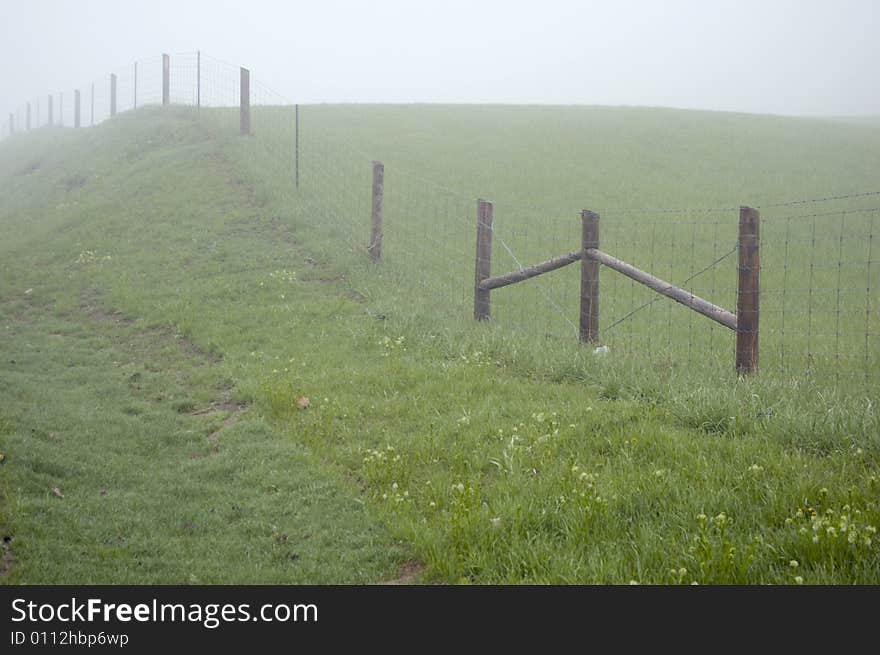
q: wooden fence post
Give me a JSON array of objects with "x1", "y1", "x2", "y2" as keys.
[
  {"x1": 7, "y1": 113, "x2": 12, "y2": 136},
  {"x1": 134, "y1": 62, "x2": 137, "y2": 109},
  {"x1": 240, "y1": 67, "x2": 250, "y2": 135},
  {"x1": 474, "y1": 199, "x2": 493, "y2": 320},
  {"x1": 295, "y1": 104, "x2": 300, "y2": 190},
  {"x1": 26, "y1": 103, "x2": 31, "y2": 130},
  {"x1": 197, "y1": 51, "x2": 201, "y2": 111},
  {"x1": 580, "y1": 210, "x2": 600, "y2": 343},
  {"x1": 162, "y1": 54, "x2": 170, "y2": 105},
  {"x1": 74, "y1": 90, "x2": 81, "y2": 128},
  {"x1": 736, "y1": 206, "x2": 760, "y2": 374},
  {"x1": 48, "y1": 94, "x2": 53, "y2": 126},
  {"x1": 110, "y1": 74, "x2": 117, "y2": 117},
  {"x1": 59, "y1": 92, "x2": 63, "y2": 126},
  {"x1": 369, "y1": 161, "x2": 384, "y2": 262}
]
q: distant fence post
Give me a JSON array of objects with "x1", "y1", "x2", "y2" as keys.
[
  {"x1": 580, "y1": 210, "x2": 600, "y2": 343},
  {"x1": 134, "y1": 62, "x2": 137, "y2": 109},
  {"x1": 162, "y1": 54, "x2": 170, "y2": 105},
  {"x1": 48, "y1": 94, "x2": 53, "y2": 126},
  {"x1": 74, "y1": 90, "x2": 81, "y2": 128},
  {"x1": 59, "y1": 92, "x2": 63, "y2": 126},
  {"x1": 295, "y1": 104, "x2": 300, "y2": 190},
  {"x1": 240, "y1": 67, "x2": 250, "y2": 135},
  {"x1": 26, "y1": 103, "x2": 31, "y2": 130},
  {"x1": 369, "y1": 161, "x2": 384, "y2": 262},
  {"x1": 196, "y1": 50, "x2": 201, "y2": 111},
  {"x1": 110, "y1": 74, "x2": 117, "y2": 117},
  {"x1": 474, "y1": 199, "x2": 494, "y2": 320},
  {"x1": 736, "y1": 206, "x2": 760, "y2": 374},
  {"x1": 7, "y1": 114, "x2": 12, "y2": 136}
]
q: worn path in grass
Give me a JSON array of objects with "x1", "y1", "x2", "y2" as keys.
[
  {"x1": 1, "y1": 108, "x2": 877, "y2": 584},
  {"x1": 0, "y1": 109, "x2": 408, "y2": 583}
]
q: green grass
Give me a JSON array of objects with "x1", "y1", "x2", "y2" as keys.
[
  {"x1": 0, "y1": 111, "x2": 409, "y2": 583},
  {"x1": 0, "y1": 105, "x2": 878, "y2": 584},
  {"x1": 229, "y1": 103, "x2": 880, "y2": 389}
]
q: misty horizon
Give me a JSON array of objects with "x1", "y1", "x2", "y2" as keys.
[{"x1": 1, "y1": 0, "x2": 879, "y2": 120}]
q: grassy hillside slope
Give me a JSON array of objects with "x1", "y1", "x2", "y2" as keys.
[
  {"x1": 0, "y1": 106, "x2": 877, "y2": 584},
  {"x1": 0, "y1": 109, "x2": 408, "y2": 583}
]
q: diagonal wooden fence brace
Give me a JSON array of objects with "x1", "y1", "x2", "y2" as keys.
[
  {"x1": 473, "y1": 206, "x2": 753, "y2": 374},
  {"x1": 479, "y1": 237, "x2": 738, "y2": 333},
  {"x1": 584, "y1": 248, "x2": 738, "y2": 331},
  {"x1": 479, "y1": 251, "x2": 580, "y2": 290}
]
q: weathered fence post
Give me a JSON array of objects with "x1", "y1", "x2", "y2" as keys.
[
  {"x1": 736, "y1": 206, "x2": 760, "y2": 374},
  {"x1": 240, "y1": 67, "x2": 250, "y2": 135},
  {"x1": 580, "y1": 210, "x2": 600, "y2": 343},
  {"x1": 474, "y1": 199, "x2": 494, "y2": 320},
  {"x1": 134, "y1": 62, "x2": 137, "y2": 109},
  {"x1": 295, "y1": 104, "x2": 300, "y2": 190},
  {"x1": 369, "y1": 161, "x2": 384, "y2": 262},
  {"x1": 74, "y1": 90, "x2": 81, "y2": 128},
  {"x1": 196, "y1": 51, "x2": 201, "y2": 111},
  {"x1": 110, "y1": 74, "x2": 117, "y2": 117},
  {"x1": 162, "y1": 54, "x2": 170, "y2": 105},
  {"x1": 48, "y1": 94, "x2": 53, "y2": 126},
  {"x1": 26, "y1": 103, "x2": 31, "y2": 130}
]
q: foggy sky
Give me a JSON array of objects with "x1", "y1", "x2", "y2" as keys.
[{"x1": 1, "y1": 0, "x2": 879, "y2": 120}]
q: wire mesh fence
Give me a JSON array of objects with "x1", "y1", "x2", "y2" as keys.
[{"x1": 1, "y1": 51, "x2": 877, "y2": 392}]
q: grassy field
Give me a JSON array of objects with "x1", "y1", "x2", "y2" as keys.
[
  {"x1": 1, "y1": 105, "x2": 878, "y2": 584},
  {"x1": 235, "y1": 103, "x2": 880, "y2": 388}
]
